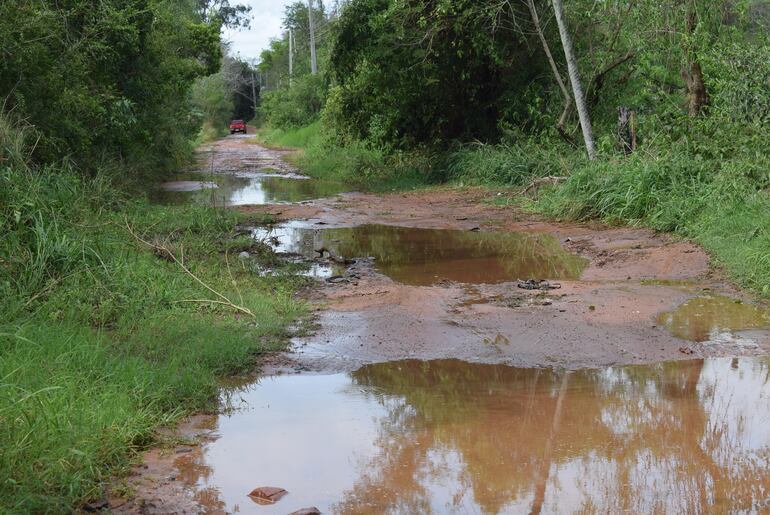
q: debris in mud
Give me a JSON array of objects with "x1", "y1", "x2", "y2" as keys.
[
  {"x1": 82, "y1": 499, "x2": 109, "y2": 512},
  {"x1": 517, "y1": 279, "x2": 562, "y2": 290},
  {"x1": 483, "y1": 333, "x2": 511, "y2": 346},
  {"x1": 679, "y1": 346, "x2": 695, "y2": 355},
  {"x1": 248, "y1": 486, "x2": 288, "y2": 505},
  {"x1": 290, "y1": 508, "x2": 322, "y2": 515}
]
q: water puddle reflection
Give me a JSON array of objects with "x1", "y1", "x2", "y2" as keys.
[
  {"x1": 177, "y1": 357, "x2": 770, "y2": 514},
  {"x1": 658, "y1": 295, "x2": 770, "y2": 346},
  {"x1": 150, "y1": 172, "x2": 347, "y2": 206},
  {"x1": 253, "y1": 223, "x2": 587, "y2": 286}
]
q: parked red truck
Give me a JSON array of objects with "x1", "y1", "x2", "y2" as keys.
[{"x1": 229, "y1": 119, "x2": 246, "y2": 134}]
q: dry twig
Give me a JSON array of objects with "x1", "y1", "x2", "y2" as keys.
[{"x1": 124, "y1": 218, "x2": 255, "y2": 317}]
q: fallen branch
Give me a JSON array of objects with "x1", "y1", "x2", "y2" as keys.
[{"x1": 124, "y1": 219, "x2": 255, "y2": 318}]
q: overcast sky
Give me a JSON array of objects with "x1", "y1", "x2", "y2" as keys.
[{"x1": 223, "y1": 0, "x2": 294, "y2": 62}]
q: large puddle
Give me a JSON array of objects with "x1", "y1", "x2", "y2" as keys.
[
  {"x1": 254, "y1": 223, "x2": 587, "y2": 285},
  {"x1": 150, "y1": 172, "x2": 348, "y2": 206},
  {"x1": 177, "y1": 357, "x2": 770, "y2": 514}
]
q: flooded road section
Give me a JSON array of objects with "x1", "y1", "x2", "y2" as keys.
[
  {"x1": 151, "y1": 171, "x2": 347, "y2": 207},
  {"x1": 254, "y1": 223, "x2": 587, "y2": 286},
  {"x1": 116, "y1": 136, "x2": 770, "y2": 514},
  {"x1": 173, "y1": 357, "x2": 770, "y2": 514}
]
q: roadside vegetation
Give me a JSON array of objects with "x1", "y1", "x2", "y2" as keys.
[
  {"x1": 0, "y1": 0, "x2": 305, "y2": 511},
  {"x1": 0, "y1": 154, "x2": 307, "y2": 511},
  {"x1": 256, "y1": 0, "x2": 770, "y2": 295}
]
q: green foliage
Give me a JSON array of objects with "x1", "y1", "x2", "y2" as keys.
[
  {"x1": 0, "y1": 0, "x2": 222, "y2": 171},
  {"x1": 0, "y1": 115, "x2": 307, "y2": 510},
  {"x1": 259, "y1": 74, "x2": 327, "y2": 128},
  {"x1": 258, "y1": 122, "x2": 429, "y2": 191},
  {"x1": 537, "y1": 122, "x2": 770, "y2": 293},
  {"x1": 444, "y1": 140, "x2": 575, "y2": 187},
  {"x1": 191, "y1": 73, "x2": 234, "y2": 136},
  {"x1": 326, "y1": 0, "x2": 544, "y2": 149}
]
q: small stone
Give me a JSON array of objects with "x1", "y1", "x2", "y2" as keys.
[
  {"x1": 290, "y1": 508, "x2": 322, "y2": 515},
  {"x1": 238, "y1": 251, "x2": 250, "y2": 259},
  {"x1": 248, "y1": 487, "x2": 288, "y2": 505}
]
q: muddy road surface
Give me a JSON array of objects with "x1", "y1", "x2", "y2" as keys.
[{"x1": 114, "y1": 135, "x2": 770, "y2": 514}]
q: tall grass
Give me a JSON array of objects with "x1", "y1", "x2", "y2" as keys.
[
  {"x1": 443, "y1": 141, "x2": 575, "y2": 187},
  {"x1": 256, "y1": 122, "x2": 430, "y2": 191},
  {"x1": 537, "y1": 138, "x2": 770, "y2": 295},
  {"x1": 0, "y1": 116, "x2": 308, "y2": 511}
]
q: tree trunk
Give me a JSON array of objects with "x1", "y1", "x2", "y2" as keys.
[
  {"x1": 618, "y1": 106, "x2": 633, "y2": 154},
  {"x1": 681, "y1": 0, "x2": 708, "y2": 116},
  {"x1": 525, "y1": 0, "x2": 577, "y2": 147},
  {"x1": 308, "y1": 0, "x2": 319, "y2": 75},
  {"x1": 551, "y1": 0, "x2": 597, "y2": 160},
  {"x1": 529, "y1": 372, "x2": 570, "y2": 515}
]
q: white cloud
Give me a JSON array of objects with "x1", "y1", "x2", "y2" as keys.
[{"x1": 223, "y1": 0, "x2": 294, "y2": 62}]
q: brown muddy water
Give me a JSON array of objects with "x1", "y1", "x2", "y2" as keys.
[
  {"x1": 176, "y1": 357, "x2": 770, "y2": 514},
  {"x1": 253, "y1": 223, "x2": 587, "y2": 286},
  {"x1": 150, "y1": 172, "x2": 348, "y2": 206},
  {"x1": 658, "y1": 295, "x2": 770, "y2": 346}
]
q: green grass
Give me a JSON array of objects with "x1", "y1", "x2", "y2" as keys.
[
  {"x1": 0, "y1": 162, "x2": 308, "y2": 511},
  {"x1": 535, "y1": 145, "x2": 770, "y2": 296},
  {"x1": 254, "y1": 122, "x2": 430, "y2": 191},
  {"x1": 255, "y1": 117, "x2": 770, "y2": 299},
  {"x1": 195, "y1": 121, "x2": 228, "y2": 146},
  {"x1": 258, "y1": 120, "x2": 324, "y2": 149}
]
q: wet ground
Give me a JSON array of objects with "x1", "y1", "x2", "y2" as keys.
[
  {"x1": 135, "y1": 357, "x2": 770, "y2": 514},
  {"x1": 113, "y1": 135, "x2": 770, "y2": 514},
  {"x1": 253, "y1": 222, "x2": 587, "y2": 286},
  {"x1": 149, "y1": 136, "x2": 347, "y2": 207}
]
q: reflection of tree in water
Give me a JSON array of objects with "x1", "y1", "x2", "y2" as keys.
[
  {"x1": 149, "y1": 174, "x2": 347, "y2": 206},
  {"x1": 336, "y1": 358, "x2": 770, "y2": 514},
  {"x1": 315, "y1": 225, "x2": 587, "y2": 285},
  {"x1": 259, "y1": 176, "x2": 346, "y2": 202}
]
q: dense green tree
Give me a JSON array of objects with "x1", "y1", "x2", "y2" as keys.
[
  {"x1": 0, "y1": 0, "x2": 227, "y2": 171},
  {"x1": 326, "y1": 0, "x2": 546, "y2": 148}
]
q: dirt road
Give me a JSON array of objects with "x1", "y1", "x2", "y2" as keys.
[
  {"x1": 113, "y1": 135, "x2": 770, "y2": 514},
  {"x1": 234, "y1": 147, "x2": 767, "y2": 372}
]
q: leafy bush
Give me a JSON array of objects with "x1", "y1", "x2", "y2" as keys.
[
  {"x1": 259, "y1": 74, "x2": 327, "y2": 129},
  {"x1": 0, "y1": 0, "x2": 222, "y2": 171}
]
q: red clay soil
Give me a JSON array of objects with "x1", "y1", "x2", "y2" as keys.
[{"x1": 109, "y1": 135, "x2": 770, "y2": 514}]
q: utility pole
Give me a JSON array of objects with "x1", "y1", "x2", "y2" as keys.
[
  {"x1": 551, "y1": 0, "x2": 596, "y2": 160},
  {"x1": 251, "y1": 70, "x2": 257, "y2": 115},
  {"x1": 308, "y1": 0, "x2": 318, "y2": 75},
  {"x1": 289, "y1": 28, "x2": 294, "y2": 85}
]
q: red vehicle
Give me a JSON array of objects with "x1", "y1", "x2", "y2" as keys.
[{"x1": 229, "y1": 119, "x2": 247, "y2": 134}]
